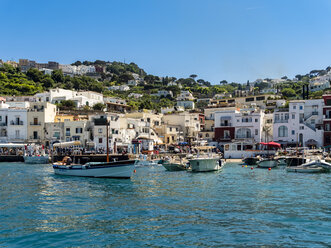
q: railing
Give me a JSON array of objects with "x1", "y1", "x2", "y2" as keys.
[
  {"x1": 312, "y1": 111, "x2": 319, "y2": 115},
  {"x1": 10, "y1": 121, "x2": 24, "y2": 125},
  {"x1": 220, "y1": 123, "x2": 232, "y2": 127},
  {"x1": 0, "y1": 122, "x2": 7, "y2": 126},
  {"x1": 274, "y1": 119, "x2": 288, "y2": 123},
  {"x1": 304, "y1": 122, "x2": 316, "y2": 131},
  {"x1": 235, "y1": 135, "x2": 252, "y2": 139},
  {"x1": 30, "y1": 122, "x2": 41, "y2": 125}
]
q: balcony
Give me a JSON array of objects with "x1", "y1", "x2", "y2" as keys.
[
  {"x1": 220, "y1": 123, "x2": 232, "y2": 127},
  {"x1": 10, "y1": 121, "x2": 24, "y2": 125},
  {"x1": 0, "y1": 122, "x2": 7, "y2": 126},
  {"x1": 30, "y1": 122, "x2": 41, "y2": 126},
  {"x1": 274, "y1": 119, "x2": 288, "y2": 123},
  {"x1": 235, "y1": 135, "x2": 252, "y2": 139},
  {"x1": 312, "y1": 111, "x2": 319, "y2": 116}
]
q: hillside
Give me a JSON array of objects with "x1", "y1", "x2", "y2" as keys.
[{"x1": 0, "y1": 60, "x2": 330, "y2": 111}]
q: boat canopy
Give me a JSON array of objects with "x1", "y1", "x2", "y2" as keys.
[
  {"x1": 0, "y1": 143, "x2": 26, "y2": 148},
  {"x1": 53, "y1": 141, "x2": 81, "y2": 148},
  {"x1": 260, "y1": 141, "x2": 281, "y2": 148}
]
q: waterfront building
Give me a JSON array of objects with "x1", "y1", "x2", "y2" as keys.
[
  {"x1": 214, "y1": 107, "x2": 265, "y2": 144},
  {"x1": 0, "y1": 101, "x2": 28, "y2": 143},
  {"x1": 162, "y1": 112, "x2": 200, "y2": 144},
  {"x1": 323, "y1": 95, "x2": 331, "y2": 149},
  {"x1": 44, "y1": 122, "x2": 65, "y2": 145},
  {"x1": 273, "y1": 100, "x2": 324, "y2": 147},
  {"x1": 27, "y1": 102, "x2": 57, "y2": 144},
  {"x1": 154, "y1": 124, "x2": 183, "y2": 144}
]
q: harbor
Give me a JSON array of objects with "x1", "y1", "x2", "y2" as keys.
[{"x1": 0, "y1": 161, "x2": 330, "y2": 247}]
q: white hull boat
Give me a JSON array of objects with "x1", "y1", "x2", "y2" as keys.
[
  {"x1": 135, "y1": 159, "x2": 160, "y2": 167},
  {"x1": 286, "y1": 159, "x2": 331, "y2": 173},
  {"x1": 189, "y1": 157, "x2": 223, "y2": 172},
  {"x1": 53, "y1": 160, "x2": 136, "y2": 178},
  {"x1": 24, "y1": 155, "x2": 49, "y2": 164},
  {"x1": 257, "y1": 159, "x2": 278, "y2": 168}
]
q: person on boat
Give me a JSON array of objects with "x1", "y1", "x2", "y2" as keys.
[{"x1": 66, "y1": 157, "x2": 72, "y2": 165}]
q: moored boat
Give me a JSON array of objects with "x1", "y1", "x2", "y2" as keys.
[
  {"x1": 243, "y1": 157, "x2": 260, "y2": 165},
  {"x1": 286, "y1": 159, "x2": 331, "y2": 173},
  {"x1": 162, "y1": 156, "x2": 188, "y2": 171},
  {"x1": 257, "y1": 158, "x2": 278, "y2": 168},
  {"x1": 53, "y1": 160, "x2": 136, "y2": 178}
]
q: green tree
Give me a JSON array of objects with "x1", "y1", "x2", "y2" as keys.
[
  {"x1": 281, "y1": 88, "x2": 296, "y2": 98},
  {"x1": 51, "y1": 70, "x2": 64, "y2": 83},
  {"x1": 92, "y1": 103, "x2": 106, "y2": 111}
]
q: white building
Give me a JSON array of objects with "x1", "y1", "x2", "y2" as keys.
[
  {"x1": 273, "y1": 100, "x2": 324, "y2": 147},
  {"x1": 59, "y1": 64, "x2": 96, "y2": 75},
  {"x1": 0, "y1": 101, "x2": 28, "y2": 142},
  {"x1": 108, "y1": 85, "x2": 130, "y2": 91},
  {"x1": 128, "y1": 93, "x2": 143, "y2": 99},
  {"x1": 152, "y1": 90, "x2": 173, "y2": 98},
  {"x1": 176, "y1": 91, "x2": 195, "y2": 101},
  {"x1": 214, "y1": 107, "x2": 265, "y2": 144},
  {"x1": 35, "y1": 88, "x2": 104, "y2": 107}
]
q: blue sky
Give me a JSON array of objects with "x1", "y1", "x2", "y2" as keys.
[{"x1": 1, "y1": 0, "x2": 331, "y2": 84}]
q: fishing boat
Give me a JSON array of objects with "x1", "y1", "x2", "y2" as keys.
[
  {"x1": 188, "y1": 146, "x2": 224, "y2": 172},
  {"x1": 286, "y1": 159, "x2": 331, "y2": 173},
  {"x1": 162, "y1": 156, "x2": 187, "y2": 171},
  {"x1": 52, "y1": 121, "x2": 136, "y2": 179}
]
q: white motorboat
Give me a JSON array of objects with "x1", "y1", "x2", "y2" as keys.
[
  {"x1": 24, "y1": 155, "x2": 49, "y2": 164},
  {"x1": 162, "y1": 156, "x2": 188, "y2": 171},
  {"x1": 189, "y1": 157, "x2": 223, "y2": 172},
  {"x1": 53, "y1": 160, "x2": 136, "y2": 178},
  {"x1": 257, "y1": 158, "x2": 278, "y2": 168},
  {"x1": 286, "y1": 159, "x2": 331, "y2": 173}
]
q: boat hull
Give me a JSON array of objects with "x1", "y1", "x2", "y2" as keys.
[
  {"x1": 286, "y1": 167, "x2": 327, "y2": 173},
  {"x1": 189, "y1": 158, "x2": 222, "y2": 172},
  {"x1": 243, "y1": 157, "x2": 259, "y2": 165},
  {"x1": 53, "y1": 160, "x2": 136, "y2": 178},
  {"x1": 258, "y1": 159, "x2": 278, "y2": 168},
  {"x1": 162, "y1": 162, "x2": 186, "y2": 171},
  {"x1": 24, "y1": 155, "x2": 49, "y2": 164}
]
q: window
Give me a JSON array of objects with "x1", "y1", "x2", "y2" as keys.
[
  {"x1": 292, "y1": 114, "x2": 295, "y2": 119},
  {"x1": 170, "y1": 127, "x2": 172, "y2": 132},
  {"x1": 206, "y1": 133, "x2": 209, "y2": 138},
  {"x1": 66, "y1": 128, "x2": 70, "y2": 136},
  {"x1": 76, "y1": 128, "x2": 83, "y2": 134},
  {"x1": 311, "y1": 119, "x2": 315, "y2": 124},
  {"x1": 0, "y1": 116, "x2": 2, "y2": 121},
  {"x1": 176, "y1": 128, "x2": 179, "y2": 131},
  {"x1": 15, "y1": 130, "x2": 20, "y2": 139},
  {"x1": 255, "y1": 119, "x2": 258, "y2": 122},
  {"x1": 255, "y1": 129, "x2": 258, "y2": 135},
  {"x1": 292, "y1": 130, "x2": 295, "y2": 135},
  {"x1": 299, "y1": 106, "x2": 303, "y2": 110},
  {"x1": 224, "y1": 130, "x2": 230, "y2": 139},
  {"x1": 293, "y1": 106, "x2": 296, "y2": 110},
  {"x1": 300, "y1": 126, "x2": 304, "y2": 130},
  {"x1": 99, "y1": 138, "x2": 103, "y2": 143},
  {"x1": 278, "y1": 126, "x2": 288, "y2": 137},
  {"x1": 53, "y1": 131, "x2": 60, "y2": 139},
  {"x1": 98, "y1": 128, "x2": 102, "y2": 133}
]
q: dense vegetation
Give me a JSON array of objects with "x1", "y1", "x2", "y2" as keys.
[{"x1": 0, "y1": 60, "x2": 330, "y2": 111}]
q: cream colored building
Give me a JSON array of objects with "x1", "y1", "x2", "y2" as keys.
[
  {"x1": 199, "y1": 119, "x2": 214, "y2": 142},
  {"x1": 27, "y1": 102, "x2": 57, "y2": 144},
  {"x1": 162, "y1": 112, "x2": 201, "y2": 143},
  {"x1": 154, "y1": 124, "x2": 183, "y2": 144}
]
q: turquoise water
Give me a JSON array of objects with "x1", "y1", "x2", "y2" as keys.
[{"x1": 0, "y1": 162, "x2": 330, "y2": 247}]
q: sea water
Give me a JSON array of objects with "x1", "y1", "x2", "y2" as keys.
[{"x1": 0, "y1": 162, "x2": 330, "y2": 247}]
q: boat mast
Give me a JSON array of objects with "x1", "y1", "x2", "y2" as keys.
[{"x1": 106, "y1": 119, "x2": 109, "y2": 162}]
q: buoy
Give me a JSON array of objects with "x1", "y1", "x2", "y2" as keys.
[
  {"x1": 251, "y1": 167, "x2": 253, "y2": 170},
  {"x1": 268, "y1": 168, "x2": 271, "y2": 171},
  {"x1": 242, "y1": 165, "x2": 244, "y2": 167},
  {"x1": 134, "y1": 169, "x2": 136, "y2": 173},
  {"x1": 245, "y1": 165, "x2": 247, "y2": 168}
]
